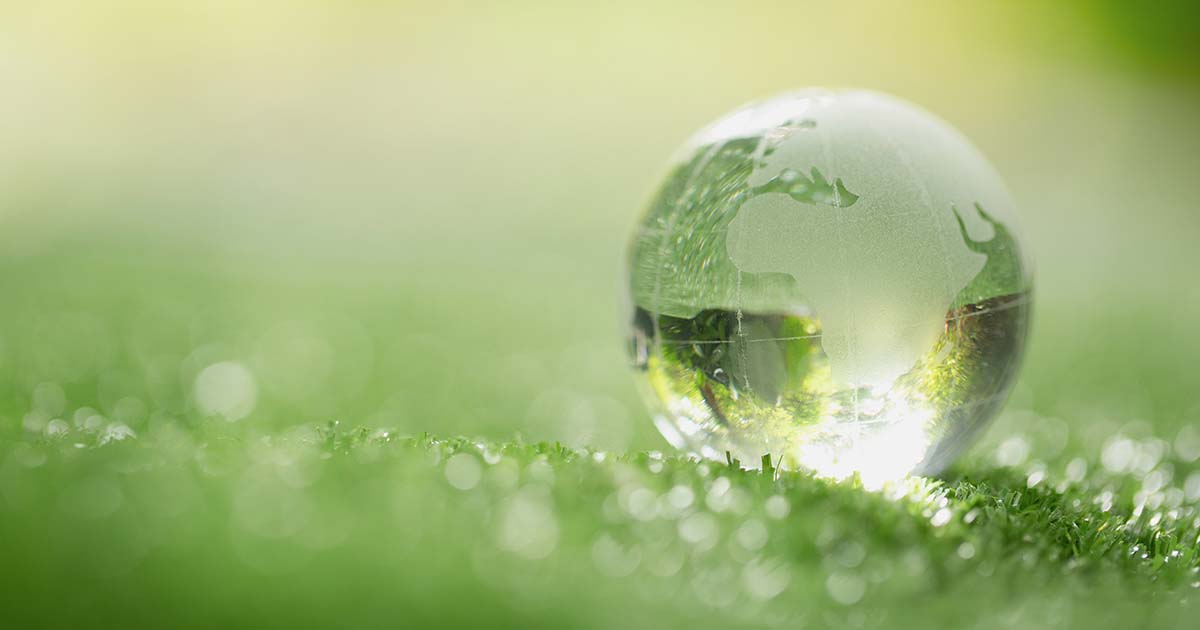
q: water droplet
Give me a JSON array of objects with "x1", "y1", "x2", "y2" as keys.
[
  {"x1": 444, "y1": 453, "x2": 482, "y2": 491},
  {"x1": 1026, "y1": 468, "x2": 1045, "y2": 488},
  {"x1": 1174, "y1": 425, "x2": 1200, "y2": 462},
  {"x1": 32, "y1": 382, "x2": 67, "y2": 416},
  {"x1": 498, "y1": 488, "x2": 559, "y2": 560},
  {"x1": 995, "y1": 436, "x2": 1030, "y2": 468},
  {"x1": 98, "y1": 423, "x2": 137, "y2": 446},
  {"x1": 621, "y1": 486, "x2": 658, "y2": 521},
  {"x1": 743, "y1": 557, "x2": 791, "y2": 601},
  {"x1": 1102, "y1": 436, "x2": 1136, "y2": 473},
  {"x1": 764, "y1": 495, "x2": 790, "y2": 520},
  {"x1": 1065, "y1": 458, "x2": 1087, "y2": 483},
  {"x1": 667, "y1": 484, "x2": 695, "y2": 511},
  {"x1": 736, "y1": 519, "x2": 769, "y2": 551},
  {"x1": 194, "y1": 361, "x2": 258, "y2": 422},
  {"x1": 826, "y1": 572, "x2": 866, "y2": 605},
  {"x1": 678, "y1": 512, "x2": 719, "y2": 550}
]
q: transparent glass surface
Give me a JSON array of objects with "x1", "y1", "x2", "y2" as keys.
[{"x1": 626, "y1": 90, "x2": 1032, "y2": 484}]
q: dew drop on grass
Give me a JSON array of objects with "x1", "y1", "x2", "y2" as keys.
[
  {"x1": 743, "y1": 557, "x2": 791, "y2": 601},
  {"x1": 1065, "y1": 458, "x2": 1087, "y2": 483},
  {"x1": 666, "y1": 484, "x2": 695, "y2": 511},
  {"x1": 736, "y1": 519, "x2": 769, "y2": 551},
  {"x1": 764, "y1": 495, "x2": 790, "y2": 520},
  {"x1": 1102, "y1": 437, "x2": 1136, "y2": 473},
  {"x1": 826, "y1": 572, "x2": 866, "y2": 605},
  {"x1": 498, "y1": 487, "x2": 559, "y2": 560},
  {"x1": 1174, "y1": 425, "x2": 1200, "y2": 462},
  {"x1": 994, "y1": 436, "x2": 1030, "y2": 468},
  {"x1": 678, "y1": 512, "x2": 719, "y2": 549},
  {"x1": 1183, "y1": 472, "x2": 1200, "y2": 502},
  {"x1": 98, "y1": 423, "x2": 136, "y2": 446},
  {"x1": 622, "y1": 486, "x2": 658, "y2": 521},
  {"x1": 32, "y1": 382, "x2": 67, "y2": 417},
  {"x1": 444, "y1": 453, "x2": 482, "y2": 491},
  {"x1": 194, "y1": 361, "x2": 258, "y2": 422},
  {"x1": 1026, "y1": 468, "x2": 1046, "y2": 488}
]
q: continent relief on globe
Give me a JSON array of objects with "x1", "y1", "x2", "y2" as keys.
[
  {"x1": 629, "y1": 99, "x2": 1026, "y2": 436},
  {"x1": 727, "y1": 158, "x2": 995, "y2": 388},
  {"x1": 627, "y1": 92, "x2": 1029, "y2": 473}
]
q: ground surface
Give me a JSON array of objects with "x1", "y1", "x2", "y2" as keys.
[
  {"x1": 1, "y1": 250, "x2": 1199, "y2": 629},
  {"x1": 2, "y1": 409, "x2": 1200, "y2": 628}
]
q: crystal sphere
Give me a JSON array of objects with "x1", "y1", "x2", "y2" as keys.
[{"x1": 625, "y1": 89, "x2": 1031, "y2": 484}]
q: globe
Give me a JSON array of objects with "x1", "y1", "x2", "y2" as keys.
[{"x1": 625, "y1": 89, "x2": 1031, "y2": 485}]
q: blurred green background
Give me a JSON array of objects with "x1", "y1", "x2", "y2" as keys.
[
  {"x1": 1, "y1": 1, "x2": 1199, "y2": 627},
  {"x1": 3, "y1": 0, "x2": 1198, "y2": 451}
]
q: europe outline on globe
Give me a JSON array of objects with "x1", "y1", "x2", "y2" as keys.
[
  {"x1": 626, "y1": 89, "x2": 1031, "y2": 482},
  {"x1": 726, "y1": 117, "x2": 985, "y2": 389}
]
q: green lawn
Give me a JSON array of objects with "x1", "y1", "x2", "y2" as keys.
[
  {"x1": 0, "y1": 250, "x2": 1198, "y2": 628},
  {"x1": 1, "y1": 423, "x2": 1197, "y2": 628}
]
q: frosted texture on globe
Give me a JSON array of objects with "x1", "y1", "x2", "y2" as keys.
[{"x1": 626, "y1": 90, "x2": 1031, "y2": 483}]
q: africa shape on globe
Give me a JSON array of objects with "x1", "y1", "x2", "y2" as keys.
[{"x1": 626, "y1": 90, "x2": 1031, "y2": 485}]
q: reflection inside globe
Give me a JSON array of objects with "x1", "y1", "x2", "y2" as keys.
[
  {"x1": 626, "y1": 89, "x2": 1031, "y2": 480},
  {"x1": 632, "y1": 292, "x2": 1028, "y2": 482}
]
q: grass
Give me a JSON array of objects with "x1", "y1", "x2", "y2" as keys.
[
  {"x1": 1, "y1": 418, "x2": 1197, "y2": 628},
  {"x1": 0, "y1": 245, "x2": 1197, "y2": 628}
]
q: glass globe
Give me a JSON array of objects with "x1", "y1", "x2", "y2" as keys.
[{"x1": 625, "y1": 89, "x2": 1031, "y2": 484}]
